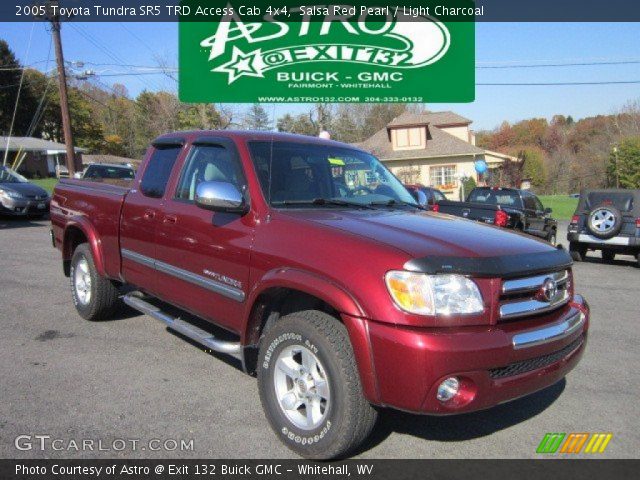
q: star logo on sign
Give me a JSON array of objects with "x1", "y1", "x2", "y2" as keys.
[{"x1": 213, "y1": 47, "x2": 264, "y2": 84}]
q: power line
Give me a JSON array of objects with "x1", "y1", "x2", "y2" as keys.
[
  {"x1": 3, "y1": 22, "x2": 35, "y2": 167},
  {"x1": 69, "y1": 23, "x2": 164, "y2": 92},
  {"x1": 478, "y1": 80, "x2": 640, "y2": 86},
  {"x1": 477, "y1": 59, "x2": 640, "y2": 69},
  {"x1": 26, "y1": 35, "x2": 54, "y2": 137}
]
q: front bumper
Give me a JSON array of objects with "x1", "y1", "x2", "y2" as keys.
[
  {"x1": 355, "y1": 296, "x2": 589, "y2": 414},
  {"x1": 0, "y1": 197, "x2": 50, "y2": 216}
]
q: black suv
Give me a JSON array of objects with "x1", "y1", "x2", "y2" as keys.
[{"x1": 568, "y1": 189, "x2": 640, "y2": 266}]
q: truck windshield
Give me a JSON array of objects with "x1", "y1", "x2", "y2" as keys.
[
  {"x1": 248, "y1": 141, "x2": 417, "y2": 208},
  {"x1": 467, "y1": 188, "x2": 522, "y2": 208},
  {"x1": 0, "y1": 166, "x2": 28, "y2": 184}
]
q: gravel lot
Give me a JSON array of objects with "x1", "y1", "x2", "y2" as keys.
[{"x1": 0, "y1": 218, "x2": 638, "y2": 459}]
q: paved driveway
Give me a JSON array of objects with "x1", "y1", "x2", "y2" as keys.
[{"x1": 0, "y1": 218, "x2": 637, "y2": 458}]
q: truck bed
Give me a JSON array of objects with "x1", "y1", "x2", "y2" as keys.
[
  {"x1": 437, "y1": 200, "x2": 500, "y2": 223},
  {"x1": 50, "y1": 178, "x2": 131, "y2": 279}
]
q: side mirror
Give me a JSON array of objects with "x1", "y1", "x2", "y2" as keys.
[
  {"x1": 416, "y1": 190, "x2": 428, "y2": 206},
  {"x1": 195, "y1": 181, "x2": 247, "y2": 214},
  {"x1": 544, "y1": 207, "x2": 553, "y2": 215}
]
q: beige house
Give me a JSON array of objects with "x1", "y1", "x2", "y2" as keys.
[{"x1": 357, "y1": 111, "x2": 515, "y2": 199}]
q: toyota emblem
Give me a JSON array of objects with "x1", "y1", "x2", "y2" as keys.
[{"x1": 540, "y1": 278, "x2": 558, "y2": 302}]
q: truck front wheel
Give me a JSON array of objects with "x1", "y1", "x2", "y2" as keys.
[
  {"x1": 257, "y1": 310, "x2": 377, "y2": 459},
  {"x1": 70, "y1": 243, "x2": 120, "y2": 321}
]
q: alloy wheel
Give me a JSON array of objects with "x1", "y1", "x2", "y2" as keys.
[{"x1": 273, "y1": 344, "x2": 330, "y2": 430}]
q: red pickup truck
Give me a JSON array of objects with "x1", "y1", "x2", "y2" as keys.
[{"x1": 51, "y1": 131, "x2": 589, "y2": 459}]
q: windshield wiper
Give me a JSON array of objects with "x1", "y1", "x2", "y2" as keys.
[
  {"x1": 368, "y1": 199, "x2": 428, "y2": 210},
  {"x1": 272, "y1": 198, "x2": 376, "y2": 210}
]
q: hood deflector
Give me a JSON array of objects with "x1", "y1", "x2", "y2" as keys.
[{"x1": 404, "y1": 247, "x2": 572, "y2": 279}]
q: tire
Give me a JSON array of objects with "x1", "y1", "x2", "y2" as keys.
[
  {"x1": 601, "y1": 250, "x2": 615, "y2": 263},
  {"x1": 547, "y1": 230, "x2": 557, "y2": 246},
  {"x1": 587, "y1": 205, "x2": 622, "y2": 239},
  {"x1": 257, "y1": 310, "x2": 377, "y2": 459},
  {"x1": 70, "y1": 243, "x2": 120, "y2": 321},
  {"x1": 636, "y1": 253, "x2": 640, "y2": 269},
  {"x1": 569, "y1": 242, "x2": 586, "y2": 262}
]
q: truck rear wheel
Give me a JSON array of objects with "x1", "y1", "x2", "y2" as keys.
[
  {"x1": 257, "y1": 310, "x2": 377, "y2": 459},
  {"x1": 70, "y1": 243, "x2": 120, "y2": 321}
]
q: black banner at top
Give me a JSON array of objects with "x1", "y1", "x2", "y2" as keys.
[
  {"x1": 3, "y1": 0, "x2": 640, "y2": 22},
  {"x1": 1, "y1": 459, "x2": 639, "y2": 480}
]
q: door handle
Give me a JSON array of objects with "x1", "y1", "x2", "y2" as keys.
[
  {"x1": 143, "y1": 210, "x2": 156, "y2": 220},
  {"x1": 163, "y1": 215, "x2": 177, "y2": 225}
]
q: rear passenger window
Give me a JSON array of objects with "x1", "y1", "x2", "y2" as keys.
[{"x1": 140, "y1": 146, "x2": 181, "y2": 198}]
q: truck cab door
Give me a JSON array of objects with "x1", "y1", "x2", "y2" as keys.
[
  {"x1": 152, "y1": 138, "x2": 254, "y2": 333},
  {"x1": 522, "y1": 193, "x2": 544, "y2": 237},
  {"x1": 120, "y1": 140, "x2": 185, "y2": 294}
]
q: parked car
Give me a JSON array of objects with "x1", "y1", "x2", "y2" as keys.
[
  {"x1": 567, "y1": 188, "x2": 640, "y2": 266},
  {"x1": 51, "y1": 131, "x2": 589, "y2": 459},
  {"x1": 404, "y1": 184, "x2": 446, "y2": 210},
  {"x1": 437, "y1": 187, "x2": 558, "y2": 244},
  {"x1": 80, "y1": 163, "x2": 135, "y2": 181},
  {"x1": 0, "y1": 166, "x2": 50, "y2": 218}
]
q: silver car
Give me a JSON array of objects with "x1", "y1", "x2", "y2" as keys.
[{"x1": 0, "y1": 166, "x2": 50, "y2": 217}]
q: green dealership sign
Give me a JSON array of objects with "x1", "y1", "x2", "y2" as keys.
[{"x1": 179, "y1": 2, "x2": 475, "y2": 103}]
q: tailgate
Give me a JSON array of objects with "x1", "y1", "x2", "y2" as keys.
[
  {"x1": 51, "y1": 179, "x2": 130, "y2": 279},
  {"x1": 437, "y1": 200, "x2": 499, "y2": 220}
]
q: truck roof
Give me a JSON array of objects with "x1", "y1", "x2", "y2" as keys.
[{"x1": 153, "y1": 130, "x2": 367, "y2": 152}]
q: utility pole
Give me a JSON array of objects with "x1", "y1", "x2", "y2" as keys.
[{"x1": 41, "y1": 1, "x2": 79, "y2": 175}]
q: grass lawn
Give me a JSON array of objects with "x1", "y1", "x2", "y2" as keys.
[
  {"x1": 31, "y1": 178, "x2": 59, "y2": 194},
  {"x1": 538, "y1": 195, "x2": 578, "y2": 220}
]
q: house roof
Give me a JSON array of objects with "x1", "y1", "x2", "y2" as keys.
[
  {"x1": 387, "y1": 111, "x2": 472, "y2": 128},
  {"x1": 358, "y1": 119, "x2": 485, "y2": 161},
  {"x1": 0, "y1": 136, "x2": 86, "y2": 153}
]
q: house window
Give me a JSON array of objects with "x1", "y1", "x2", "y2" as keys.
[
  {"x1": 393, "y1": 128, "x2": 423, "y2": 149},
  {"x1": 395, "y1": 129, "x2": 409, "y2": 147},
  {"x1": 430, "y1": 165, "x2": 457, "y2": 189}
]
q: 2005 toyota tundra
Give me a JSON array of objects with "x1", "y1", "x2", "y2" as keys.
[{"x1": 51, "y1": 131, "x2": 589, "y2": 459}]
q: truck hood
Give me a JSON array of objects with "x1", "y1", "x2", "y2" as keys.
[{"x1": 280, "y1": 208, "x2": 557, "y2": 259}]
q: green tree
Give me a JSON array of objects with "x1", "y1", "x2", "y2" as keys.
[
  {"x1": 331, "y1": 108, "x2": 360, "y2": 143},
  {"x1": 178, "y1": 103, "x2": 222, "y2": 131},
  {"x1": 276, "y1": 113, "x2": 316, "y2": 136},
  {"x1": 609, "y1": 137, "x2": 640, "y2": 188},
  {"x1": 0, "y1": 40, "x2": 39, "y2": 137},
  {"x1": 461, "y1": 175, "x2": 477, "y2": 200},
  {"x1": 513, "y1": 147, "x2": 546, "y2": 188},
  {"x1": 243, "y1": 103, "x2": 271, "y2": 130},
  {"x1": 22, "y1": 69, "x2": 105, "y2": 152}
]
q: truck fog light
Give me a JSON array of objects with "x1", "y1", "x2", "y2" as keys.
[{"x1": 436, "y1": 377, "x2": 460, "y2": 402}]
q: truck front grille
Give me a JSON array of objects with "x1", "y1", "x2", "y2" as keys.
[
  {"x1": 499, "y1": 269, "x2": 571, "y2": 321},
  {"x1": 489, "y1": 335, "x2": 583, "y2": 379}
]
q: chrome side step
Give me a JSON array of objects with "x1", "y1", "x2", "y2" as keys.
[{"x1": 123, "y1": 293, "x2": 242, "y2": 359}]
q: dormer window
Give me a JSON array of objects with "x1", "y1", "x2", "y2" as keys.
[{"x1": 390, "y1": 126, "x2": 426, "y2": 150}]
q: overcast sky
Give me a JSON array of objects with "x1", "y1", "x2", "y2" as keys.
[{"x1": 2, "y1": 21, "x2": 640, "y2": 131}]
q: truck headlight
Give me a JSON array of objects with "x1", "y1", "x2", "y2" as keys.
[{"x1": 385, "y1": 271, "x2": 484, "y2": 316}]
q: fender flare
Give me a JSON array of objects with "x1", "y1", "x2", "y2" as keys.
[
  {"x1": 246, "y1": 267, "x2": 367, "y2": 320},
  {"x1": 62, "y1": 217, "x2": 106, "y2": 277}
]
